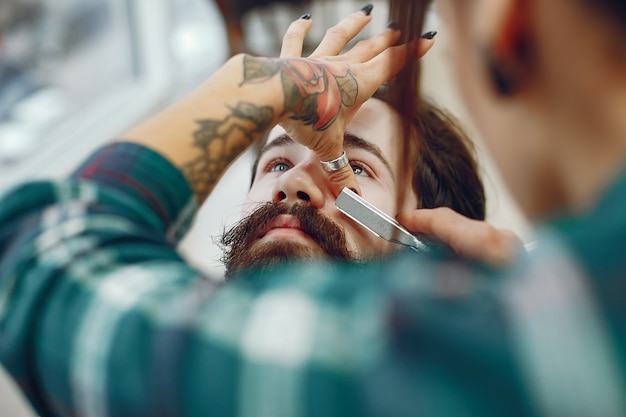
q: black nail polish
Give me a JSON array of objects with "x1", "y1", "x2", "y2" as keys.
[
  {"x1": 387, "y1": 21, "x2": 400, "y2": 31},
  {"x1": 421, "y1": 30, "x2": 438, "y2": 40},
  {"x1": 299, "y1": 13, "x2": 311, "y2": 20},
  {"x1": 360, "y1": 4, "x2": 374, "y2": 16}
]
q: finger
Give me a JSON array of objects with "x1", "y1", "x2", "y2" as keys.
[
  {"x1": 397, "y1": 208, "x2": 523, "y2": 267},
  {"x1": 309, "y1": 5, "x2": 374, "y2": 57},
  {"x1": 416, "y1": 37, "x2": 436, "y2": 59},
  {"x1": 326, "y1": 162, "x2": 361, "y2": 198},
  {"x1": 318, "y1": 148, "x2": 361, "y2": 198},
  {"x1": 281, "y1": 14, "x2": 314, "y2": 58},
  {"x1": 361, "y1": 37, "x2": 436, "y2": 87},
  {"x1": 340, "y1": 22, "x2": 402, "y2": 62}
]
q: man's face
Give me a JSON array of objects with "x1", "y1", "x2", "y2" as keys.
[{"x1": 221, "y1": 98, "x2": 417, "y2": 276}]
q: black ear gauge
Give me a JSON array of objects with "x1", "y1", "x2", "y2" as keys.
[
  {"x1": 484, "y1": 32, "x2": 533, "y2": 97},
  {"x1": 487, "y1": 54, "x2": 517, "y2": 96}
]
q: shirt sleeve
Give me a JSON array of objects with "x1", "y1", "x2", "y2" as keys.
[
  {"x1": 0, "y1": 142, "x2": 204, "y2": 416},
  {"x1": 0, "y1": 143, "x2": 536, "y2": 417}
]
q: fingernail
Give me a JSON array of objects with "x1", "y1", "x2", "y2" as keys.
[
  {"x1": 386, "y1": 21, "x2": 400, "y2": 31},
  {"x1": 299, "y1": 13, "x2": 311, "y2": 20},
  {"x1": 421, "y1": 30, "x2": 438, "y2": 40},
  {"x1": 360, "y1": 4, "x2": 374, "y2": 16}
]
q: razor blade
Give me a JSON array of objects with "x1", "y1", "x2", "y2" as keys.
[{"x1": 335, "y1": 187, "x2": 429, "y2": 253}]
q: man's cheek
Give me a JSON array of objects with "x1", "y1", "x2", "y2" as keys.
[
  {"x1": 240, "y1": 206, "x2": 253, "y2": 219},
  {"x1": 351, "y1": 228, "x2": 397, "y2": 258},
  {"x1": 342, "y1": 226, "x2": 374, "y2": 258},
  {"x1": 241, "y1": 193, "x2": 264, "y2": 217}
]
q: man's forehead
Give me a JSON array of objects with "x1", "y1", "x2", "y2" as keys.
[
  {"x1": 265, "y1": 98, "x2": 401, "y2": 148},
  {"x1": 267, "y1": 125, "x2": 287, "y2": 144}
]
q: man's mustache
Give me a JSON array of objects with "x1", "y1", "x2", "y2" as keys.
[{"x1": 219, "y1": 202, "x2": 353, "y2": 277}]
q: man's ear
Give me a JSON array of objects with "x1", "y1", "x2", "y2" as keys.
[{"x1": 485, "y1": 0, "x2": 535, "y2": 96}]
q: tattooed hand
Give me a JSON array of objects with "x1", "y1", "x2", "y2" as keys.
[
  {"x1": 239, "y1": 8, "x2": 434, "y2": 197},
  {"x1": 242, "y1": 56, "x2": 358, "y2": 154}
]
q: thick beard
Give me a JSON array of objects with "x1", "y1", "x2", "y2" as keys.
[{"x1": 220, "y1": 202, "x2": 354, "y2": 279}]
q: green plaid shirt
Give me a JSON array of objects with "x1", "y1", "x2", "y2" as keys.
[{"x1": 1, "y1": 142, "x2": 625, "y2": 417}]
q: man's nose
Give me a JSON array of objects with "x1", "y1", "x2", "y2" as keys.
[{"x1": 272, "y1": 163, "x2": 326, "y2": 208}]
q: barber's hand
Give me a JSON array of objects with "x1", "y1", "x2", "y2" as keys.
[
  {"x1": 273, "y1": 7, "x2": 434, "y2": 196},
  {"x1": 397, "y1": 208, "x2": 524, "y2": 268}
]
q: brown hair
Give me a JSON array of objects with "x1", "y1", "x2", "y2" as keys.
[
  {"x1": 380, "y1": 0, "x2": 486, "y2": 220},
  {"x1": 386, "y1": 0, "x2": 432, "y2": 212},
  {"x1": 374, "y1": 89, "x2": 486, "y2": 220},
  {"x1": 411, "y1": 99, "x2": 485, "y2": 220}
]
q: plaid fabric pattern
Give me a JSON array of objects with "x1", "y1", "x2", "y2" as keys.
[{"x1": 1, "y1": 142, "x2": 625, "y2": 417}]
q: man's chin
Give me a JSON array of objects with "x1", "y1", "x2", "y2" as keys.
[{"x1": 224, "y1": 240, "x2": 325, "y2": 279}]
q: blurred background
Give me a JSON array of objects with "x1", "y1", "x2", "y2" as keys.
[{"x1": 0, "y1": 0, "x2": 531, "y2": 415}]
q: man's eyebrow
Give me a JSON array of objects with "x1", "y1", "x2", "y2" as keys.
[
  {"x1": 258, "y1": 134, "x2": 294, "y2": 156},
  {"x1": 343, "y1": 133, "x2": 394, "y2": 178},
  {"x1": 256, "y1": 133, "x2": 394, "y2": 178}
]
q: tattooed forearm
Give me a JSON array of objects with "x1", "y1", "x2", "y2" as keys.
[
  {"x1": 242, "y1": 55, "x2": 358, "y2": 131},
  {"x1": 182, "y1": 102, "x2": 274, "y2": 201}
]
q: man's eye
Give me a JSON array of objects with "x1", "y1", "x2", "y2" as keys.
[
  {"x1": 351, "y1": 163, "x2": 370, "y2": 177},
  {"x1": 270, "y1": 162, "x2": 290, "y2": 172}
]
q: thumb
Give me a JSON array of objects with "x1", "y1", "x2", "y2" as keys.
[{"x1": 397, "y1": 207, "x2": 523, "y2": 267}]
